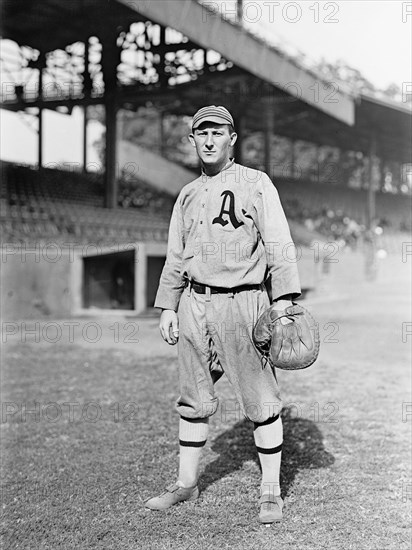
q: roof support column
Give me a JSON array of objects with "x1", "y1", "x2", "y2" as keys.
[
  {"x1": 159, "y1": 26, "x2": 168, "y2": 87},
  {"x1": 83, "y1": 37, "x2": 92, "y2": 174},
  {"x1": 367, "y1": 135, "x2": 376, "y2": 229},
  {"x1": 379, "y1": 157, "x2": 385, "y2": 192},
  {"x1": 237, "y1": 0, "x2": 244, "y2": 23},
  {"x1": 37, "y1": 53, "x2": 45, "y2": 170},
  {"x1": 335, "y1": 147, "x2": 341, "y2": 185},
  {"x1": 83, "y1": 106, "x2": 88, "y2": 173},
  {"x1": 104, "y1": 95, "x2": 118, "y2": 208},
  {"x1": 38, "y1": 106, "x2": 43, "y2": 170},
  {"x1": 203, "y1": 49, "x2": 209, "y2": 72},
  {"x1": 101, "y1": 28, "x2": 121, "y2": 209}
]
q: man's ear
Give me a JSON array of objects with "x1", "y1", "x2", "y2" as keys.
[
  {"x1": 229, "y1": 132, "x2": 238, "y2": 147},
  {"x1": 188, "y1": 134, "x2": 196, "y2": 147}
]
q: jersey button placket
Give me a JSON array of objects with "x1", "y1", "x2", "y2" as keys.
[{"x1": 200, "y1": 184, "x2": 208, "y2": 226}]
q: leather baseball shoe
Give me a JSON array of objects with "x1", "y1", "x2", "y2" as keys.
[
  {"x1": 259, "y1": 493, "x2": 283, "y2": 524},
  {"x1": 144, "y1": 483, "x2": 199, "y2": 511}
]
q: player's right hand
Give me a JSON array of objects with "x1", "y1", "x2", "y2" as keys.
[{"x1": 159, "y1": 309, "x2": 179, "y2": 345}]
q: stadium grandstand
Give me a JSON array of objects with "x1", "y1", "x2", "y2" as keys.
[{"x1": 1, "y1": 0, "x2": 411, "y2": 319}]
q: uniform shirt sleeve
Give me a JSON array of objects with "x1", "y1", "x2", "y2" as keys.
[
  {"x1": 251, "y1": 173, "x2": 301, "y2": 301},
  {"x1": 154, "y1": 196, "x2": 186, "y2": 311}
]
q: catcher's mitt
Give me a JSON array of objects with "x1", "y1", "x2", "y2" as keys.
[{"x1": 252, "y1": 303, "x2": 320, "y2": 370}]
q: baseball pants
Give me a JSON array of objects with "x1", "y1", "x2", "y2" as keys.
[{"x1": 175, "y1": 283, "x2": 282, "y2": 423}]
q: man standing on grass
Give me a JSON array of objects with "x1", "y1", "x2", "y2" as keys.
[{"x1": 145, "y1": 105, "x2": 301, "y2": 524}]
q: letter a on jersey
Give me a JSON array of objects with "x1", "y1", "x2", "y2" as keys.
[{"x1": 212, "y1": 190, "x2": 244, "y2": 229}]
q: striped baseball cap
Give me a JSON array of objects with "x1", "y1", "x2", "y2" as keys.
[{"x1": 192, "y1": 105, "x2": 234, "y2": 130}]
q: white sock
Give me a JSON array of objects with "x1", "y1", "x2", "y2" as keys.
[{"x1": 177, "y1": 416, "x2": 209, "y2": 488}]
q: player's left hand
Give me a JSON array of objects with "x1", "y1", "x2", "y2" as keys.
[
  {"x1": 272, "y1": 300, "x2": 294, "y2": 324},
  {"x1": 253, "y1": 303, "x2": 320, "y2": 370}
]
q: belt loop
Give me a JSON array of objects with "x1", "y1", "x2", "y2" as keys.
[
  {"x1": 187, "y1": 280, "x2": 192, "y2": 296},
  {"x1": 205, "y1": 285, "x2": 211, "y2": 302},
  {"x1": 228, "y1": 290, "x2": 234, "y2": 298}
]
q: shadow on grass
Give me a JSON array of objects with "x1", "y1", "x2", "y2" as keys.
[{"x1": 200, "y1": 406, "x2": 335, "y2": 498}]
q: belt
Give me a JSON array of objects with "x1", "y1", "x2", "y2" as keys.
[{"x1": 188, "y1": 280, "x2": 262, "y2": 295}]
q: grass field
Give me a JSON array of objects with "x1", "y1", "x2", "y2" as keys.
[{"x1": 1, "y1": 251, "x2": 411, "y2": 550}]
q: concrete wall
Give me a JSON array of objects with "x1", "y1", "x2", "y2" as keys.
[
  {"x1": 1, "y1": 241, "x2": 320, "y2": 320},
  {"x1": 1, "y1": 242, "x2": 168, "y2": 320},
  {"x1": 1, "y1": 245, "x2": 73, "y2": 320}
]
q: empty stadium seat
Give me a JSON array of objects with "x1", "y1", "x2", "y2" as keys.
[
  {"x1": 1, "y1": 161, "x2": 410, "y2": 249},
  {"x1": 1, "y1": 161, "x2": 173, "y2": 245}
]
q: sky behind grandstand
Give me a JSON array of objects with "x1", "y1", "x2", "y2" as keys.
[{"x1": 1, "y1": 0, "x2": 411, "y2": 166}]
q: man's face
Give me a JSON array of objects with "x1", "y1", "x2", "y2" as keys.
[{"x1": 189, "y1": 122, "x2": 237, "y2": 168}]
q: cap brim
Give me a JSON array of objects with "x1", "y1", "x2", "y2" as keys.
[{"x1": 192, "y1": 115, "x2": 233, "y2": 129}]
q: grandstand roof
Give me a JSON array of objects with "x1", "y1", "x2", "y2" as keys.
[
  {"x1": 2, "y1": 0, "x2": 354, "y2": 123},
  {"x1": 120, "y1": 0, "x2": 355, "y2": 124},
  {"x1": 355, "y1": 95, "x2": 411, "y2": 163},
  {"x1": 1, "y1": 0, "x2": 411, "y2": 163},
  {"x1": 0, "y1": 0, "x2": 135, "y2": 52}
]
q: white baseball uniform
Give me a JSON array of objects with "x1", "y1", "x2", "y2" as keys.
[{"x1": 155, "y1": 159, "x2": 301, "y2": 422}]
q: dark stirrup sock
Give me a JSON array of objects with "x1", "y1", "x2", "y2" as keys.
[
  {"x1": 179, "y1": 439, "x2": 207, "y2": 447},
  {"x1": 255, "y1": 443, "x2": 283, "y2": 455}
]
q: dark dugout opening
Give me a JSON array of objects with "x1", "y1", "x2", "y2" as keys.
[{"x1": 83, "y1": 250, "x2": 135, "y2": 310}]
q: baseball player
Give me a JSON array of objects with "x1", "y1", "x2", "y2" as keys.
[{"x1": 145, "y1": 105, "x2": 301, "y2": 524}]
